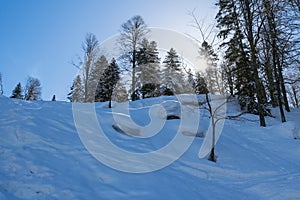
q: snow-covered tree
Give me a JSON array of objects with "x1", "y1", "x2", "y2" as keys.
[
  {"x1": 68, "y1": 75, "x2": 84, "y2": 102},
  {"x1": 194, "y1": 72, "x2": 208, "y2": 94},
  {"x1": 24, "y1": 77, "x2": 41, "y2": 101},
  {"x1": 136, "y1": 39, "x2": 161, "y2": 99},
  {"x1": 200, "y1": 41, "x2": 221, "y2": 94},
  {"x1": 120, "y1": 15, "x2": 149, "y2": 101},
  {"x1": 162, "y1": 48, "x2": 185, "y2": 94},
  {"x1": 216, "y1": 0, "x2": 267, "y2": 126},
  {"x1": 91, "y1": 55, "x2": 109, "y2": 99},
  {"x1": 11, "y1": 82, "x2": 23, "y2": 99}
]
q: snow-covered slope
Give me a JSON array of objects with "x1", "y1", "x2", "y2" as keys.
[{"x1": 1, "y1": 95, "x2": 300, "y2": 200}]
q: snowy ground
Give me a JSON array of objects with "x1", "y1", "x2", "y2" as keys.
[{"x1": 0, "y1": 95, "x2": 300, "y2": 199}]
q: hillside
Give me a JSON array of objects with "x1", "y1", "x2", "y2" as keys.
[{"x1": 0, "y1": 95, "x2": 300, "y2": 200}]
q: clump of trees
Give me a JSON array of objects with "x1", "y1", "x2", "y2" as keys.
[
  {"x1": 68, "y1": 9, "x2": 299, "y2": 128},
  {"x1": 0, "y1": 73, "x2": 42, "y2": 101},
  {"x1": 68, "y1": 16, "x2": 199, "y2": 104},
  {"x1": 215, "y1": 0, "x2": 300, "y2": 126},
  {"x1": 10, "y1": 77, "x2": 42, "y2": 101}
]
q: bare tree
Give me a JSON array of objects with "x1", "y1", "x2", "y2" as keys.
[
  {"x1": 120, "y1": 15, "x2": 149, "y2": 101},
  {"x1": 201, "y1": 95, "x2": 256, "y2": 162},
  {"x1": 24, "y1": 77, "x2": 41, "y2": 101},
  {"x1": 82, "y1": 33, "x2": 99, "y2": 102},
  {"x1": 188, "y1": 10, "x2": 224, "y2": 94},
  {"x1": 188, "y1": 10, "x2": 218, "y2": 46},
  {"x1": 204, "y1": 93, "x2": 227, "y2": 162}
]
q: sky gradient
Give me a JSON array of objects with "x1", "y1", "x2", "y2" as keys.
[{"x1": 0, "y1": 0, "x2": 217, "y2": 101}]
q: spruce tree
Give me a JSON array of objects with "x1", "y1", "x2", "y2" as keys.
[{"x1": 11, "y1": 82, "x2": 23, "y2": 99}]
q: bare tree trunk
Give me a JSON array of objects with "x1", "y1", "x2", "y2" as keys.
[
  {"x1": 264, "y1": 0, "x2": 292, "y2": 113},
  {"x1": 243, "y1": 0, "x2": 266, "y2": 127},
  {"x1": 84, "y1": 60, "x2": 90, "y2": 102},
  {"x1": 82, "y1": 33, "x2": 98, "y2": 102},
  {"x1": 271, "y1": 29, "x2": 286, "y2": 122},
  {"x1": 206, "y1": 93, "x2": 216, "y2": 162},
  {"x1": 292, "y1": 85, "x2": 299, "y2": 108},
  {"x1": 226, "y1": 68, "x2": 234, "y2": 96},
  {"x1": 132, "y1": 49, "x2": 137, "y2": 101},
  {"x1": 277, "y1": 59, "x2": 290, "y2": 112},
  {"x1": 108, "y1": 100, "x2": 112, "y2": 108},
  {"x1": 263, "y1": 0, "x2": 286, "y2": 122},
  {"x1": 262, "y1": 30, "x2": 277, "y2": 107}
]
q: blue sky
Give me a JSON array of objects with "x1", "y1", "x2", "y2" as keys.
[{"x1": 0, "y1": 0, "x2": 217, "y2": 101}]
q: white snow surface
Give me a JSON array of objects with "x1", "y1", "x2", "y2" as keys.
[{"x1": 1, "y1": 95, "x2": 300, "y2": 199}]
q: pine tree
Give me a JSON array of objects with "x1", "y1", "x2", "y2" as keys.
[
  {"x1": 187, "y1": 69, "x2": 195, "y2": 88},
  {"x1": 68, "y1": 75, "x2": 84, "y2": 102},
  {"x1": 136, "y1": 39, "x2": 161, "y2": 98},
  {"x1": 194, "y1": 72, "x2": 208, "y2": 94},
  {"x1": 52, "y1": 95, "x2": 56, "y2": 101},
  {"x1": 11, "y1": 82, "x2": 23, "y2": 99},
  {"x1": 162, "y1": 48, "x2": 185, "y2": 94},
  {"x1": 223, "y1": 30, "x2": 256, "y2": 112},
  {"x1": 95, "y1": 58, "x2": 120, "y2": 108},
  {"x1": 24, "y1": 77, "x2": 41, "y2": 101},
  {"x1": 220, "y1": 61, "x2": 234, "y2": 96},
  {"x1": 216, "y1": 0, "x2": 267, "y2": 126},
  {"x1": 90, "y1": 55, "x2": 109, "y2": 100},
  {"x1": 200, "y1": 41, "x2": 220, "y2": 94},
  {"x1": 94, "y1": 78, "x2": 106, "y2": 103}
]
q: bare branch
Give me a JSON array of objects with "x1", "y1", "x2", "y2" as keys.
[{"x1": 285, "y1": 78, "x2": 300, "y2": 85}]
